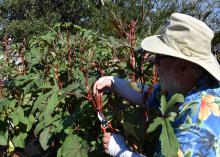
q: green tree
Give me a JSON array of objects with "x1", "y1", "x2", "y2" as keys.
[{"x1": 0, "y1": 0, "x2": 219, "y2": 42}]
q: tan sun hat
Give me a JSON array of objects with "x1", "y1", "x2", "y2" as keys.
[{"x1": 141, "y1": 12, "x2": 220, "y2": 82}]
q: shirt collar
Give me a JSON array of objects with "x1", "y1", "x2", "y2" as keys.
[{"x1": 186, "y1": 74, "x2": 219, "y2": 97}]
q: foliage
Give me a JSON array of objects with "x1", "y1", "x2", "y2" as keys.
[
  {"x1": 147, "y1": 94, "x2": 184, "y2": 157},
  {"x1": 0, "y1": 0, "x2": 219, "y2": 41},
  {"x1": 0, "y1": 0, "x2": 219, "y2": 156},
  {"x1": 57, "y1": 134, "x2": 89, "y2": 157},
  {"x1": 0, "y1": 22, "x2": 152, "y2": 156}
]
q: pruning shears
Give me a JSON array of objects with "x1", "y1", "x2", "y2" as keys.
[
  {"x1": 97, "y1": 111, "x2": 114, "y2": 133},
  {"x1": 96, "y1": 93, "x2": 115, "y2": 133}
]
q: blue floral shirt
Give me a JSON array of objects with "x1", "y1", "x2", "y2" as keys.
[{"x1": 147, "y1": 76, "x2": 220, "y2": 157}]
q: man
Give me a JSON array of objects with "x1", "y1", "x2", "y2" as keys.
[{"x1": 93, "y1": 13, "x2": 220, "y2": 157}]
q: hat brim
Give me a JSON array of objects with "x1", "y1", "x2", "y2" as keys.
[{"x1": 141, "y1": 35, "x2": 220, "y2": 82}]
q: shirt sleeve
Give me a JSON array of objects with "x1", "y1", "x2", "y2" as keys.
[
  {"x1": 112, "y1": 77, "x2": 148, "y2": 106},
  {"x1": 107, "y1": 133, "x2": 146, "y2": 157}
]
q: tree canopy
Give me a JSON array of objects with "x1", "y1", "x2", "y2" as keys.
[{"x1": 0, "y1": 0, "x2": 219, "y2": 41}]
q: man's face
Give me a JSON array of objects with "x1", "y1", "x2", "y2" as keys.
[{"x1": 155, "y1": 55, "x2": 182, "y2": 94}]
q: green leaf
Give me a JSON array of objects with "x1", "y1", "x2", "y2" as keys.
[
  {"x1": 61, "y1": 134, "x2": 89, "y2": 157},
  {"x1": 23, "y1": 81, "x2": 35, "y2": 94},
  {"x1": 57, "y1": 147, "x2": 62, "y2": 157},
  {"x1": 160, "y1": 95, "x2": 167, "y2": 115},
  {"x1": 184, "y1": 150, "x2": 193, "y2": 157},
  {"x1": 23, "y1": 93, "x2": 32, "y2": 105},
  {"x1": 160, "y1": 119, "x2": 179, "y2": 157},
  {"x1": 31, "y1": 90, "x2": 54, "y2": 113},
  {"x1": 122, "y1": 122, "x2": 139, "y2": 141},
  {"x1": 44, "y1": 91, "x2": 59, "y2": 116},
  {"x1": 166, "y1": 94, "x2": 184, "y2": 112},
  {"x1": 25, "y1": 114, "x2": 35, "y2": 132},
  {"x1": 37, "y1": 83, "x2": 54, "y2": 90},
  {"x1": 10, "y1": 106, "x2": 25, "y2": 126},
  {"x1": 0, "y1": 98, "x2": 10, "y2": 111},
  {"x1": 15, "y1": 75, "x2": 33, "y2": 86},
  {"x1": 0, "y1": 131, "x2": 8, "y2": 146},
  {"x1": 12, "y1": 133, "x2": 27, "y2": 148},
  {"x1": 166, "y1": 112, "x2": 177, "y2": 122},
  {"x1": 147, "y1": 117, "x2": 162, "y2": 133},
  {"x1": 34, "y1": 115, "x2": 61, "y2": 135},
  {"x1": 160, "y1": 94, "x2": 184, "y2": 116},
  {"x1": 39, "y1": 127, "x2": 52, "y2": 150}
]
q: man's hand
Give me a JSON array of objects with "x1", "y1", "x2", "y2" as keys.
[
  {"x1": 102, "y1": 133, "x2": 146, "y2": 157},
  {"x1": 102, "y1": 133, "x2": 129, "y2": 156},
  {"x1": 93, "y1": 76, "x2": 114, "y2": 96},
  {"x1": 102, "y1": 132, "x2": 111, "y2": 154}
]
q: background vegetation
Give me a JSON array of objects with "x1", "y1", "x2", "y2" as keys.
[{"x1": 0, "y1": 0, "x2": 219, "y2": 157}]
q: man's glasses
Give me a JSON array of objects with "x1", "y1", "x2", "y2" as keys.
[{"x1": 134, "y1": 49, "x2": 173, "y2": 68}]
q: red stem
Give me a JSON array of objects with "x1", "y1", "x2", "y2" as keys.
[
  {"x1": 54, "y1": 64, "x2": 63, "y2": 89},
  {"x1": 0, "y1": 80, "x2": 3, "y2": 98},
  {"x1": 66, "y1": 30, "x2": 72, "y2": 82},
  {"x1": 67, "y1": 31, "x2": 71, "y2": 65},
  {"x1": 19, "y1": 44, "x2": 25, "y2": 75},
  {"x1": 82, "y1": 70, "x2": 97, "y2": 111},
  {"x1": 153, "y1": 65, "x2": 158, "y2": 85},
  {"x1": 129, "y1": 19, "x2": 137, "y2": 82},
  {"x1": 141, "y1": 0, "x2": 145, "y2": 25}
]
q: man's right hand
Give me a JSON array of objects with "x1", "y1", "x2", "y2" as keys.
[{"x1": 93, "y1": 76, "x2": 114, "y2": 96}]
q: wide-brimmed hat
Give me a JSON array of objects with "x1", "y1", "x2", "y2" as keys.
[{"x1": 141, "y1": 13, "x2": 220, "y2": 82}]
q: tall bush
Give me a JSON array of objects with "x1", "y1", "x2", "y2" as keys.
[{"x1": 0, "y1": 23, "x2": 153, "y2": 156}]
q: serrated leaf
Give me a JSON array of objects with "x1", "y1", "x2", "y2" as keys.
[
  {"x1": 10, "y1": 106, "x2": 25, "y2": 126},
  {"x1": 160, "y1": 95, "x2": 167, "y2": 115},
  {"x1": 39, "y1": 127, "x2": 52, "y2": 150},
  {"x1": 122, "y1": 122, "x2": 139, "y2": 141},
  {"x1": 57, "y1": 147, "x2": 62, "y2": 157},
  {"x1": 12, "y1": 133, "x2": 27, "y2": 148},
  {"x1": 23, "y1": 80, "x2": 35, "y2": 94},
  {"x1": 15, "y1": 75, "x2": 33, "y2": 86},
  {"x1": 147, "y1": 117, "x2": 162, "y2": 133},
  {"x1": 44, "y1": 91, "x2": 59, "y2": 116},
  {"x1": 23, "y1": 93, "x2": 32, "y2": 105},
  {"x1": 0, "y1": 98, "x2": 10, "y2": 111},
  {"x1": 166, "y1": 94, "x2": 184, "y2": 112},
  {"x1": 65, "y1": 84, "x2": 79, "y2": 93},
  {"x1": 25, "y1": 114, "x2": 35, "y2": 132},
  {"x1": 61, "y1": 134, "x2": 89, "y2": 157},
  {"x1": 34, "y1": 78, "x2": 44, "y2": 87},
  {"x1": 34, "y1": 115, "x2": 61, "y2": 135},
  {"x1": 37, "y1": 83, "x2": 54, "y2": 90},
  {"x1": 166, "y1": 112, "x2": 177, "y2": 122},
  {"x1": 160, "y1": 94, "x2": 184, "y2": 116},
  {"x1": 0, "y1": 131, "x2": 8, "y2": 146},
  {"x1": 50, "y1": 119, "x2": 63, "y2": 133},
  {"x1": 32, "y1": 90, "x2": 54, "y2": 113},
  {"x1": 160, "y1": 119, "x2": 179, "y2": 157}
]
